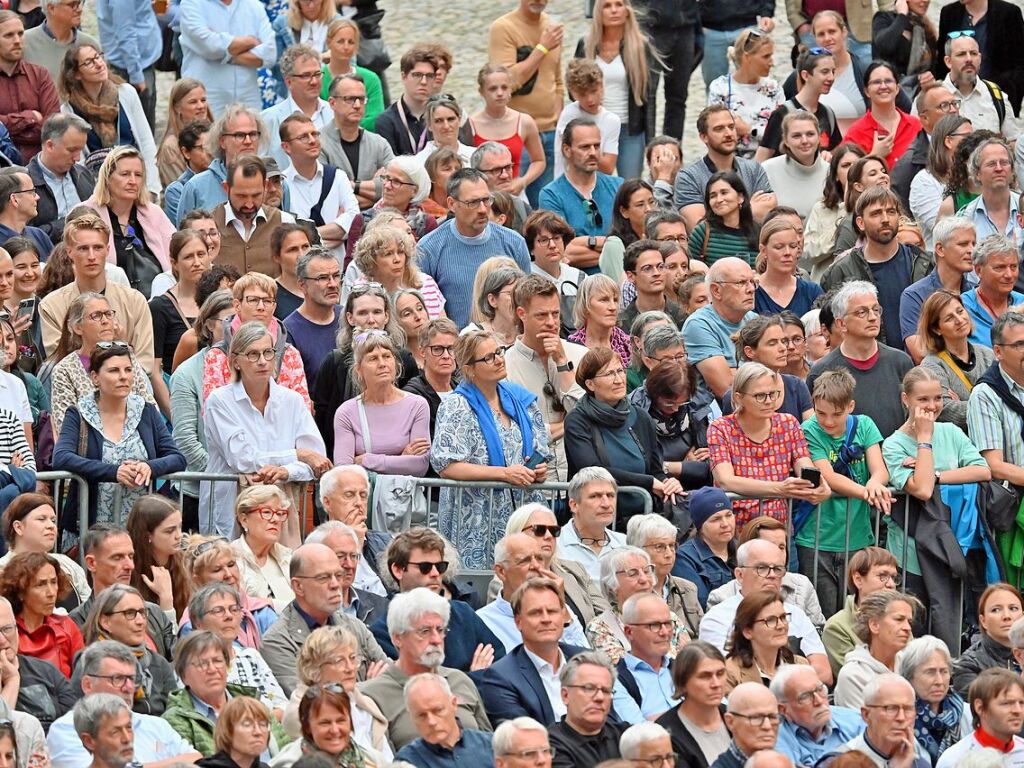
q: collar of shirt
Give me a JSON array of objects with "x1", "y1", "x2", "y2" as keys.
[
  {"x1": 283, "y1": 161, "x2": 325, "y2": 184},
  {"x1": 794, "y1": 717, "x2": 835, "y2": 744},
  {"x1": 37, "y1": 157, "x2": 67, "y2": 182},
  {"x1": 943, "y1": 74, "x2": 985, "y2": 100},
  {"x1": 998, "y1": 365, "x2": 1024, "y2": 402},
  {"x1": 340, "y1": 587, "x2": 361, "y2": 617},
  {"x1": 420, "y1": 729, "x2": 467, "y2": 756},
  {"x1": 224, "y1": 205, "x2": 269, "y2": 229},
  {"x1": 702, "y1": 154, "x2": 738, "y2": 174},
  {"x1": 524, "y1": 645, "x2": 565, "y2": 676},
  {"x1": 189, "y1": 689, "x2": 231, "y2": 720},
  {"x1": 622, "y1": 652, "x2": 669, "y2": 674},
  {"x1": 972, "y1": 190, "x2": 1020, "y2": 221},
  {"x1": 975, "y1": 728, "x2": 1015, "y2": 753},
  {"x1": 0, "y1": 60, "x2": 26, "y2": 78},
  {"x1": 292, "y1": 600, "x2": 327, "y2": 630}
]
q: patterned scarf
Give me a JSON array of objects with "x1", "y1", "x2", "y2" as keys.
[
  {"x1": 68, "y1": 80, "x2": 120, "y2": 147},
  {"x1": 299, "y1": 738, "x2": 368, "y2": 768},
  {"x1": 914, "y1": 692, "x2": 965, "y2": 764}
]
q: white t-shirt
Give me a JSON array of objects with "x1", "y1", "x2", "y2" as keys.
[
  {"x1": 820, "y1": 63, "x2": 865, "y2": 133},
  {"x1": 553, "y1": 102, "x2": 621, "y2": 178},
  {"x1": 596, "y1": 54, "x2": 630, "y2": 124},
  {"x1": 0, "y1": 371, "x2": 30, "y2": 424}
]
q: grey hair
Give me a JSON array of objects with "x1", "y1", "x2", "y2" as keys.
[
  {"x1": 573, "y1": 273, "x2": 620, "y2": 328},
  {"x1": 66, "y1": 291, "x2": 109, "y2": 348},
  {"x1": 895, "y1": 635, "x2": 952, "y2": 681},
  {"x1": 318, "y1": 464, "x2": 369, "y2": 505},
  {"x1": 599, "y1": 546, "x2": 651, "y2": 602},
  {"x1": 736, "y1": 538, "x2": 780, "y2": 567},
  {"x1": 769, "y1": 663, "x2": 819, "y2": 702},
  {"x1": 558, "y1": 650, "x2": 616, "y2": 687},
  {"x1": 626, "y1": 514, "x2": 678, "y2": 547},
  {"x1": 206, "y1": 103, "x2": 267, "y2": 160},
  {"x1": 991, "y1": 311, "x2": 1024, "y2": 346},
  {"x1": 387, "y1": 587, "x2": 451, "y2": 637},
  {"x1": 800, "y1": 308, "x2": 821, "y2": 337},
  {"x1": 196, "y1": 289, "x2": 234, "y2": 349},
  {"x1": 932, "y1": 216, "x2": 975, "y2": 248},
  {"x1": 642, "y1": 325, "x2": 685, "y2": 357},
  {"x1": 279, "y1": 44, "x2": 321, "y2": 78},
  {"x1": 296, "y1": 245, "x2": 337, "y2": 281},
  {"x1": 41, "y1": 113, "x2": 90, "y2": 144},
  {"x1": 493, "y1": 717, "x2": 549, "y2": 757},
  {"x1": 80, "y1": 640, "x2": 137, "y2": 677},
  {"x1": 621, "y1": 592, "x2": 666, "y2": 624},
  {"x1": 854, "y1": 590, "x2": 923, "y2": 643},
  {"x1": 402, "y1": 672, "x2": 452, "y2": 703},
  {"x1": 831, "y1": 280, "x2": 878, "y2": 318},
  {"x1": 476, "y1": 266, "x2": 522, "y2": 322},
  {"x1": 620, "y1": 723, "x2": 671, "y2": 759},
  {"x1": 388, "y1": 156, "x2": 431, "y2": 205},
  {"x1": 644, "y1": 209, "x2": 686, "y2": 240},
  {"x1": 494, "y1": 536, "x2": 512, "y2": 567},
  {"x1": 968, "y1": 138, "x2": 1012, "y2": 185},
  {"x1": 973, "y1": 234, "x2": 1018, "y2": 268},
  {"x1": 470, "y1": 141, "x2": 512, "y2": 169},
  {"x1": 1010, "y1": 617, "x2": 1024, "y2": 650},
  {"x1": 73, "y1": 693, "x2": 130, "y2": 739},
  {"x1": 188, "y1": 582, "x2": 242, "y2": 626},
  {"x1": 306, "y1": 520, "x2": 360, "y2": 549},
  {"x1": 862, "y1": 672, "x2": 915, "y2": 707},
  {"x1": 506, "y1": 503, "x2": 555, "y2": 535},
  {"x1": 568, "y1": 466, "x2": 617, "y2": 504}
]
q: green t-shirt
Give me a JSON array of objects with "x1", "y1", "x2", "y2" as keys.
[
  {"x1": 797, "y1": 415, "x2": 881, "y2": 552},
  {"x1": 882, "y1": 422, "x2": 988, "y2": 576}
]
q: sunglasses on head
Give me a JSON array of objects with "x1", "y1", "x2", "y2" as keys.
[{"x1": 948, "y1": 29, "x2": 976, "y2": 39}]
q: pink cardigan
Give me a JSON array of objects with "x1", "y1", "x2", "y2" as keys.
[{"x1": 82, "y1": 198, "x2": 175, "y2": 272}]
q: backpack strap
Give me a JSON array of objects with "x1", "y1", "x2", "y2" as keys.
[
  {"x1": 309, "y1": 165, "x2": 339, "y2": 228},
  {"x1": 982, "y1": 80, "x2": 1007, "y2": 128}
]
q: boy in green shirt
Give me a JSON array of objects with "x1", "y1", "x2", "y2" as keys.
[{"x1": 799, "y1": 369, "x2": 894, "y2": 615}]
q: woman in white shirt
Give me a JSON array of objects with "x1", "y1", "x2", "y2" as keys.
[
  {"x1": 414, "y1": 95, "x2": 475, "y2": 167},
  {"x1": 231, "y1": 485, "x2": 295, "y2": 611},
  {"x1": 203, "y1": 321, "x2": 328, "y2": 542},
  {"x1": 910, "y1": 114, "x2": 973, "y2": 250}
]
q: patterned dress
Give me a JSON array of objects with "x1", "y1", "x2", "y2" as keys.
[
  {"x1": 258, "y1": 0, "x2": 289, "y2": 108},
  {"x1": 430, "y1": 393, "x2": 550, "y2": 569},
  {"x1": 707, "y1": 75, "x2": 785, "y2": 158},
  {"x1": 50, "y1": 351, "x2": 155, "y2": 438}
]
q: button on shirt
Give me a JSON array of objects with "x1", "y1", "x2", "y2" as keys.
[
  {"x1": 476, "y1": 594, "x2": 590, "y2": 652},
  {"x1": 524, "y1": 647, "x2": 568, "y2": 720},
  {"x1": 611, "y1": 653, "x2": 679, "y2": 724},
  {"x1": 556, "y1": 523, "x2": 627, "y2": 581},
  {"x1": 37, "y1": 157, "x2": 82, "y2": 219},
  {"x1": 283, "y1": 161, "x2": 359, "y2": 233}
]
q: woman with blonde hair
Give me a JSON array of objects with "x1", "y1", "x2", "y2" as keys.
[
  {"x1": 754, "y1": 218, "x2": 823, "y2": 316},
  {"x1": 81, "y1": 145, "x2": 176, "y2": 298},
  {"x1": 568, "y1": 274, "x2": 632, "y2": 369},
  {"x1": 232, "y1": 485, "x2": 295, "y2": 611},
  {"x1": 319, "y1": 19, "x2": 384, "y2": 128},
  {"x1": 283, "y1": 625, "x2": 391, "y2": 760},
  {"x1": 575, "y1": 0, "x2": 658, "y2": 177},
  {"x1": 346, "y1": 225, "x2": 445, "y2": 318},
  {"x1": 462, "y1": 266, "x2": 522, "y2": 348},
  {"x1": 157, "y1": 79, "x2": 214, "y2": 188},
  {"x1": 203, "y1": 695, "x2": 275, "y2": 768}
]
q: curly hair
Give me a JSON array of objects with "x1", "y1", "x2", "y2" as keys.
[
  {"x1": 352, "y1": 225, "x2": 423, "y2": 290},
  {"x1": 0, "y1": 552, "x2": 71, "y2": 614}
]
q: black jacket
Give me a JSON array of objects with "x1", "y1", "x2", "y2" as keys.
[
  {"x1": 934, "y1": 0, "x2": 1024, "y2": 114},
  {"x1": 402, "y1": 372, "x2": 459, "y2": 436},
  {"x1": 26, "y1": 155, "x2": 96, "y2": 245},
  {"x1": 656, "y1": 703, "x2": 730, "y2": 768},
  {"x1": 197, "y1": 751, "x2": 266, "y2": 768},
  {"x1": 632, "y1": 0, "x2": 698, "y2": 27},
  {"x1": 698, "y1": 0, "x2": 773, "y2": 30},
  {"x1": 890, "y1": 130, "x2": 929, "y2": 211},
  {"x1": 16, "y1": 653, "x2": 76, "y2": 732},
  {"x1": 350, "y1": 585, "x2": 389, "y2": 625},
  {"x1": 951, "y1": 633, "x2": 1020, "y2": 698},
  {"x1": 574, "y1": 39, "x2": 656, "y2": 139}
]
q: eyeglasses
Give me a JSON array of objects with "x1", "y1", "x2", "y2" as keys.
[
  {"x1": 715, "y1": 278, "x2": 757, "y2": 288},
  {"x1": 338, "y1": 95, "x2": 368, "y2": 105},
  {"x1": 847, "y1": 304, "x2": 882, "y2": 319},
  {"x1": 523, "y1": 523, "x2": 561, "y2": 538},
  {"x1": 535, "y1": 235, "x2": 562, "y2": 247},
  {"x1": 592, "y1": 367, "x2": 626, "y2": 381},
  {"x1": 285, "y1": 129, "x2": 321, "y2": 143},
  {"x1": 411, "y1": 624, "x2": 448, "y2": 639},
  {"x1": 503, "y1": 748, "x2": 557, "y2": 761},
  {"x1": 644, "y1": 542, "x2": 675, "y2": 554},
  {"x1": 616, "y1": 564, "x2": 656, "y2": 579},
  {"x1": 481, "y1": 163, "x2": 514, "y2": 177},
  {"x1": 337, "y1": 551, "x2": 362, "y2": 564},
  {"x1": 294, "y1": 571, "x2": 346, "y2": 584},
  {"x1": 790, "y1": 683, "x2": 828, "y2": 705},
  {"x1": 730, "y1": 712, "x2": 780, "y2": 726},
  {"x1": 867, "y1": 77, "x2": 897, "y2": 87},
  {"x1": 406, "y1": 560, "x2": 449, "y2": 575},
  {"x1": 582, "y1": 199, "x2": 603, "y2": 228},
  {"x1": 932, "y1": 97, "x2": 961, "y2": 113},
  {"x1": 406, "y1": 71, "x2": 435, "y2": 82},
  {"x1": 743, "y1": 390, "x2": 781, "y2": 405},
  {"x1": 107, "y1": 607, "x2": 146, "y2": 621},
  {"x1": 997, "y1": 340, "x2": 1024, "y2": 352},
  {"x1": 948, "y1": 29, "x2": 976, "y2": 39},
  {"x1": 653, "y1": 352, "x2": 687, "y2": 364},
  {"x1": 565, "y1": 683, "x2": 613, "y2": 697},
  {"x1": 658, "y1": 234, "x2": 688, "y2": 244},
  {"x1": 241, "y1": 348, "x2": 275, "y2": 363},
  {"x1": 380, "y1": 174, "x2": 417, "y2": 189},
  {"x1": 205, "y1": 604, "x2": 242, "y2": 618},
  {"x1": 756, "y1": 612, "x2": 791, "y2": 629},
  {"x1": 289, "y1": 71, "x2": 323, "y2": 84},
  {"x1": 77, "y1": 51, "x2": 105, "y2": 70},
  {"x1": 192, "y1": 537, "x2": 230, "y2": 557},
  {"x1": 242, "y1": 295, "x2": 276, "y2": 307},
  {"x1": 189, "y1": 656, "x2": 228, "y2": 671},
  {"x1": 426, "y1": 344, "x2": 455, "y2": 358},
  {"x1": 469, "y1": 347, "x2": 505, "y2": 365},
  {"x1": 543, "y1": 381, "x2": 566, "y2": 414},
  {"x1": 864, "y1": 704, "x2": 916, "y2": 717},
  {"x1": 627, "y1": 619, "x2": 674, "y2": 632},
  {"x1": 246, "y1": 506, "x2": 289, "y2": 521},
  {"x1": 223, "y1": 130, "x2": 261, "y2": 141},
  {"x1": 87, "y1": 672, "x2": 136, "y2": 687},
  {"x1": 350, "y1": 281, "x2": 386, "y2": 297},
  {"x1": 455, "y1": 195, "x2": 494, "y2": 208},
  {"x1": 86, "y1": 309, "x2": 117, "y2": 322},
  {"x1": 739, "y1": 564, "x2": 787, "y2": 577},
  {"x1": 632, "y1": 754, "x2": 679, "y2": 767},
  {"x1": 307, "y1": 272, "x2": 341, "y2": 286},
  {"x1": 11, "y1": 188, "x2": 37, "y2": 198}
]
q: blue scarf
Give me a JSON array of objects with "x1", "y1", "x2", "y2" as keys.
[
  {"x1": 915, "y1": 692, "x2": 965, "y2": 765},
  {"x1": 454, "y1": 379, "x2": 537, "y2": 467}
]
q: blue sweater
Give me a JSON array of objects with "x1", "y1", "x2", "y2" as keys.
[{"x1": 417, "y1": 220, "x2": 531, "y2": 328}]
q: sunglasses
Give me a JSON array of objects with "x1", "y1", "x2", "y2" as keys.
[
  {"x1": 948, "y1": 29, "x2": 976, "y2": 39},
  {"x1": 524, "y1": 523, "x2": 561, "y2": 538},
  {"x1": 95, "y1": 340, "x2": 129, "y2": 350},
  {"x1": 582, "y1": 199, "x2": 603, "y2": 229},
  {"x1": 543, "y1": 381, "x2": 566, "y2": 413},
  {"x1": 406, "y1": 560, "x2": 449, "y2": 575},
  {"x1": 192, "y1": 537, "x2": 230, "y2": 557}
]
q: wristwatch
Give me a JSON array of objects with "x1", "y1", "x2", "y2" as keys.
[{"x1": 556, "y1": 360, "x2": 574, "y2": 373}]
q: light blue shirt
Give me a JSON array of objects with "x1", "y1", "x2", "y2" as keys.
[
  {"x1": 37, "y1": 157, "x2": 82, "y2": 219},
  {"x1": 962, "y1": 286, "x2": 1024, "y2": 347},
  {"x1": 611, "y1": 653, "x2": 679, "y2": 725},
  {"x1": 476, "y1": 594, "x2": 590, "y2": 652},
  {"x1": 178, "y1": 0, "x2": 276, "y2": 115},
  {"x1": 163, "y1": 166, "x2": 195, "y2": 224},
  {"x1": 47, "y1": 709, "x2": 195, "y2": 768},
  {"x1": 959, "y1": 191, "x2": 1024, "y2": 243},
  {"x1": 776, "y1": 706, "x2": 864, "y2": 767},
  {"x1": 555, "y1": 521, "x2": 627, "y2": 582},
  {"x1": 95, "y1": 0, "x2": 161, "y2": 82},
  {"x1": 175, "y1": 158, "x2": 228, "y2": 225},
  {"x1": 262, "y1": 95, "x2": 333, "y2": 169},
  {"x1": 682, "y1": 304, "x2": 758, "y2": 400}
]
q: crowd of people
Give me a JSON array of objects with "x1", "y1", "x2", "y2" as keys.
[{"x1": 0, "y1": 0, "x2": 1023, "y2": 765}]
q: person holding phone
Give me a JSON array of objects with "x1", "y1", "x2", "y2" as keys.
[{"x1": 841, "y1": 61, "x2": 923, "y2": 170}]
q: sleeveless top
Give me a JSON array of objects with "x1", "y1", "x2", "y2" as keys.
[{"x1": 469, "y1": 113, "x2": 526, "y2": 178}]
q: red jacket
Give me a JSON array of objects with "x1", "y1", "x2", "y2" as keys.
[
  {"x1": 841, "y1": 109, "x2": 922, "y2": 170},
  {"x1": 16, "y1": 613, "x2": 84, "y2": 679}
]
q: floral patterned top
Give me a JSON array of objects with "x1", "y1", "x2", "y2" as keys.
[
  {"x1": 585, "y1": 608, "x2": 688, "y2": 666},
  {"x1": 50, "y1": 350, "x2": 155, "y2": 438},
  {"x1": 707, "y1": 75, "x2": 785, "y2": 158},
  {"x1": 707, "y1": 412, "x2": 810, "y2": 529},
  {"x1": 201, "y1": 345, "x2": 311, "y2": 411},
  {"x1": 568, "y1": 325, "x2": 632, "y2": 371},
  {"x1": 79, "y1": 392, "x2": 149, "y2": 524}
]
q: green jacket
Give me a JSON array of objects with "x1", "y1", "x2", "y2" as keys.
[{"x1": 163, "y1": 684, "x2": 291, "y2": 757}]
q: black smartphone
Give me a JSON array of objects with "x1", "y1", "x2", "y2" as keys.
[
  {"x1": 800, "y1": 467, "x2": 822, "y2": 487},
  {"x1": 16, "y1": 297, "x2": 34, "y2": 323},
  {"x1": 525, "y1": 453, "x2": 548, "y2": 470}
]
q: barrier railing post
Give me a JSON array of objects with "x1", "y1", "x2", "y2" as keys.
[
  {"x1": 901, "y1": 494, "x2": 909, "y2": 592},
  {"x1": 842, "y1": 496, "x2": 852, "y2": 617},
  {"x1": 812, "y1": 498, "x2": 821, "y2": 592}
]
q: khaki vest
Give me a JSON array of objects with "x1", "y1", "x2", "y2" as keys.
[{"x1": 213, "y1": 204, "x2": 283, "y2": 278}]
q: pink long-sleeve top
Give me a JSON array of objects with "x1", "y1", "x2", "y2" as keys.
[{"x1": 332, "y1": 392, "x2": 432, "y2": 475}]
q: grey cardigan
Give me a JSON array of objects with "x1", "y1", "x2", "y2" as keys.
[
  {"x1": 921, "y1": 344, "x2": 996, "y2": 432},
  {"x1": 319, "y1": 121, "x2": 395, "y2": 184}
]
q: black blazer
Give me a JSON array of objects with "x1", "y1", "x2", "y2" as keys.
[
  {"x1": 27, "y1": 155, "x2": 96, "y2": 245},
  {"x1": 655, "y1": 703, "x2": 729, "y2": 768},
  {"x1": 933, "y1": 0, "x2": 1024, "y2": 113},
  {"x1": 478, "y1": 642, "x2": 589, "y2": 726}
]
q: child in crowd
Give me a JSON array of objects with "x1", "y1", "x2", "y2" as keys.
[{"x1": 553, "y1": 59, "x2": 620, "y2": 178}]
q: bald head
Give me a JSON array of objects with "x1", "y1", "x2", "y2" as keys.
[
  {"x1": 744, "y1": 752, "x2": 795, "y2": 768},
  {"x1": 728, "y1": 682, "x2": 778, "y2": 713}
]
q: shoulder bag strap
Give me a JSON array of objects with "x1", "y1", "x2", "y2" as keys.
[
  {"x1": 938, "y1": 350, "x2": 974, "y2": 393},
  {"x1": 356, "y1": 396, "x2": 372, "y2": 453},
  {"x1": 309, "y1": 165, "x2": 338, "y2": 228}
]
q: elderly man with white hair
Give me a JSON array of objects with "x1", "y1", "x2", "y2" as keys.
[
  {"x1": 698, "y1": 539, "x2": 831, "y2": 686},
  {"x1": 586, "y1": 546, "x2": 689, "y2": 667},
  {"x1": 626, "y1": 514, "x2": 703, "y2": 638},
  {"x1": 713, "y1": 682, "x2": 782, "y2": 768},
  {"x1": 557, "y1": 467, "x2": 628, "y2": 582},
  {"x1": 304, "y1": 521, "x2": 389, "y2": 622},
  {"x1": 743, "y1": 753, "x2": 795, "y2": 768},
  {"x1": 394, "y1": 673, "x2": 495, "y2": 768},
  {"x1": 359, "y1": 587, "x2": 492, "y2": 751},
  {"x1": 682, "y1": 256, "x2": 758, "y2": 402},
  {"x1": 318, "y1": 464, "x2": 388, "y2": 596},
  {"x1": 773, "y1": 664, "x2": 863, "y2": 766},
  {"x1": 493, "y1": 716, "x2": 554, "y2": 768},
  {"x1": 611, "y1": 593, "x2": 681, "y2": 725},
  {"x1": 827, "y1": 673, "x2": 930, "y2": 768},
  {"x1": 620, "y1": 722, "x2": 675, "y2": 765}
]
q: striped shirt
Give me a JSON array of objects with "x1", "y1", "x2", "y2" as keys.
[
  {"x1": 0, "y1": 407, "x2": 32, "y2": 471},
  {"x1": 967, "y1": 365, "x2": 1024, "y2": 466},
  {"x1": 688, "y1": 221, "x2": 758, "y2": 268}
]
